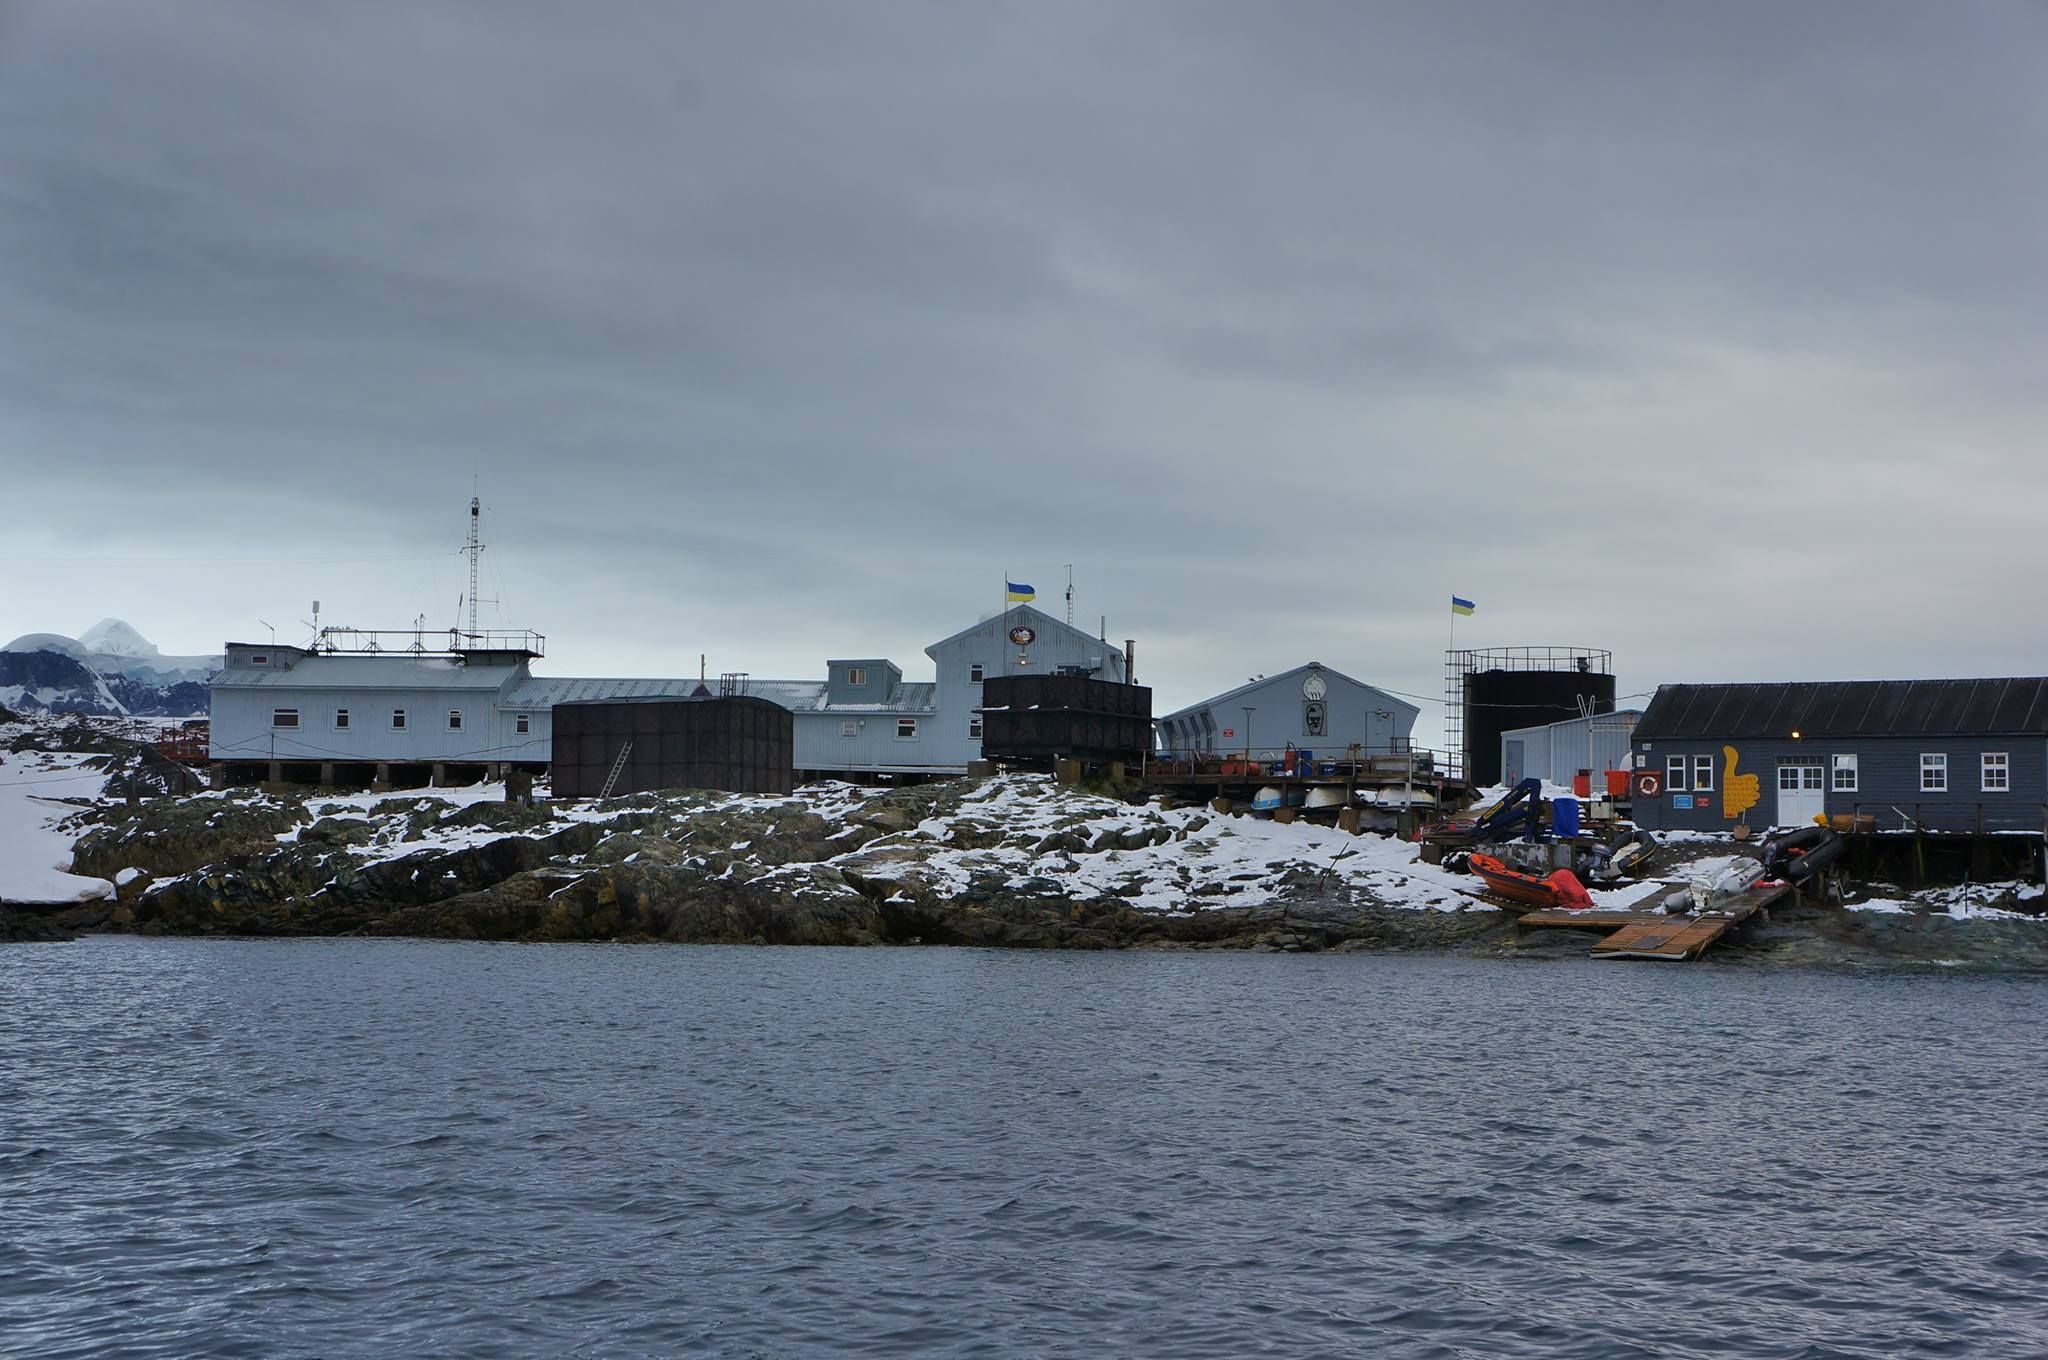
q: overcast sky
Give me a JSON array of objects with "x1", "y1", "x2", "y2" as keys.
[{"x1": 3, "y1": 1, "x2": 2042, "y2": 742}]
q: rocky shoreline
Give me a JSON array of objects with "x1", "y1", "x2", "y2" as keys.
[{"x1": 6, "y1": 770, "x2": 2045, "y2": 968}]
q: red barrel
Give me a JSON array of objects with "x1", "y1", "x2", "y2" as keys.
[{"x1": 1572, "y1": 769, "x2": 1592, "y2": 798}]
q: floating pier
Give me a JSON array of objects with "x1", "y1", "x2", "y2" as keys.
[{"x1": 1515, "y1": 881, "x2": 1791, "y2": 962}]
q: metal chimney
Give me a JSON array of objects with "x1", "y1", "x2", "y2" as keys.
[{"x1": 1124, "y1": 639, "x2": 1136, "y2": 685}]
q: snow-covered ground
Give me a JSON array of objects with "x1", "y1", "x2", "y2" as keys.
[
  {"x1": 0, "y1": 749, "x2": 115, "y2": 904},
  {"x1": 6, "y1": 707, "x2": 2048, "y2": 930},
  {"x1": 1850, "y1": 882, "x2": 2047, "y2": 922}
]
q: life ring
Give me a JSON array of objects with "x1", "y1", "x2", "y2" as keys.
[{"x1": 1632, "y1": 770, "x2": 1663, "y2": 799}]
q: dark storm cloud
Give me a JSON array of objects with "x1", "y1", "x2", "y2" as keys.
[{"x1": 2, "y1": 0, "x2": 2043, "y2": 727}]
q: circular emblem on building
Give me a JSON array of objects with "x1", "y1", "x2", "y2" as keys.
[
  {"x1": 1008, "y1": 625, "x2": 1036, "y2": 646},
  {"x1": 1302, "y1": 673, "x2": 1328, "y2": 701},
  {"x1": 1633, "y1": 770, "x2": 1663, "y2": 800}
]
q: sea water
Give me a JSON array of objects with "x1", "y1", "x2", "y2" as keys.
[{"x1": 4, "y1": 938, "x2": 2045, "y2": 1358}]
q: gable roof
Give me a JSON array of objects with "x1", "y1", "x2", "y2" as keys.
[
  {"x1": 1635, "y1": 679, "x2": 2048, "y2": 741},
  {"x1": 1158, "y1": 662, "x2": 1420, "y2": 724},
  {"x1": 923, "y1": 604, "x2": 1126, "y2": 674}
]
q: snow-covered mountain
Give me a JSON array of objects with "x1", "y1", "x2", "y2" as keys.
[{"x1": 0, "y1": 622, "x2": 220, "y2": 717}]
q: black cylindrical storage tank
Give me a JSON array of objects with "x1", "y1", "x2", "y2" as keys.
[
  {"x1": 550, "y1": 695, "x2": 794, "y2": 798},
  {"x1": 1463, "y1": 655, "x2": 1614, "y2": 787}
]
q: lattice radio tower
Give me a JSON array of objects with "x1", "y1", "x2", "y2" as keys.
[{"x1": 464, "y1": 495, "x2": 484, "y2": 642}]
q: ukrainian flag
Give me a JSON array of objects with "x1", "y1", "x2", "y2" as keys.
[
  {"x1": 1006, "y1": 581, "x2": 1036, "y2": 603},
  {"x1": 1451, "y1": 595, "x2": 1476, "y2": 616}
]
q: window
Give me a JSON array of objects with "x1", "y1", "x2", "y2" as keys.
[
  {"x1": 392, "y1": 708, "x2": 408, "y2": 731},
  {"x1": 1831, "y1": 754, "x2": 1857, "y2": 792},
  {"x1": 968, "y1": 715, "x2": 984, "y2": 740},
  {"x1": 1691, "y1": 754, "x2": 1714, "y2": 792},
  {"x1": 840, "y1": 720, "x2": 858, "y2": 738},
  {"x1": 1920, "y1": 753, "x2": 1947, "y2": 792},
  {"x1": 969, "y1": 663, "x2": 985, "y2": 683},
  {"x1": 335, "y1": 708, "x2": 351, "y2": 731},
  {"x1": 896, "y1": 717, "x2": 918, "y2": 740},
  {"x1": 1666, "y1": 756, "x2": 1688, "y2": 791},
  {"x1": 250, "y1": 653, "x2": 270, "y2": 666},
  {"x1": 847, "y1": 667, "x2": 868, "y2": 687},
  {"x1": 448, "y1": 709, "x2": 464, "y2": 732},
  {"x1": 1982, "y1": 752, "x2": 2010, "y2": 792},
  {"x1": 272, "y1": 707, "x2": 300, "y2": 729},
  {"x1": 514, "y1": 713, "x2": 530, "y2": 735}
]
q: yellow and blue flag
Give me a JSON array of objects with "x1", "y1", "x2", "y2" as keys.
[
  {"x1": 1006, "y1": 581, "x2": 1036, "y2": 603},
  {"x1": 1451, "y1": 595, "x2": 1476, "y2": 616}
]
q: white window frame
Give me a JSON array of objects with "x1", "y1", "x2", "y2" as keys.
[
  {"x1": 969, "y1": 663, "x2": 985, "y2": 684},
  {"x1": 1691, "y1": 754, "x2": 1714, "y2": 792},
  {"x1": 1830, "y1": 754, "x2": 1857, "y2": 792},
  {"x1": 391, "y1": 708, "x2": 408, "y2": 731},
  {"x1": 271, "y1": 707, "x2": 300, "y2": 729},
  {"x1": 514, "y1": 713, "x2": 530, "y2": 735},
  {"x1": 968, "y1": 715, "x2": 984, "y2": 740},
  {"x1": 1666, "y1": 755, "x2": 1688, "y2": 791},
  {"x1": 1981, "y1": 752, "x2": 2009, "y2": 793},
  {"x1": 447, "y1": 709, "x2": 464, "y2": 732},
  {"x1": 1920, "y1": 752, "x2": 1947, "y2": 793},
  {"x1": 334, "y1": 708, "x2": 351, "y2": 731},
  {"x1": 847, "y1": 667, "x2": 868, "y2": 687},
  {"x1": 840, "y1": 720, "x2": 858, "y2": 738},
  {"x1": 895, "y1": 717, "x2": 918, "y2": 741}
]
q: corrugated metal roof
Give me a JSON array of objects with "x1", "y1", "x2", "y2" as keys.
[
  {"x1": 210, "y1": 656, "x2": 524, "y2": 691},
  {"x1": 1159, "y1": 663, "x2": 1420, "y2": 723},
  {"x1": 506, "y1": 676, "x2": 708, "y2": 706},
  {"x1": 1499, "y1": 709, "x2": 1643, "y2": 741},
  {"x1": 1635, "y1": 679, "x2": 2048, "y2": 740}
]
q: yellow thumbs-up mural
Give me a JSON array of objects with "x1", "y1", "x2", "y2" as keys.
[{"x1": 1723, "y1": 745, "x2": 1760, "y2": 820}]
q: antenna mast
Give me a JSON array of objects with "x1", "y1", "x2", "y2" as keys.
[
  {"x1": 464, "y1": 495, "x2": 484, "y2": 642},
  {"x1": 1065, "y1": 564, "x2": 1073, "y2": 626}
]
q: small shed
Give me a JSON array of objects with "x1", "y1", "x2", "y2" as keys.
[
  {"x1": 1500, "y1": 710, "x2": 1641, "y2": 788},
  {"x1": 551, "y1": 695, "x2": 794, "y2": 798},
  {"x1": 1629, "y1": 678, "x2": 2048, "y2": 833}
]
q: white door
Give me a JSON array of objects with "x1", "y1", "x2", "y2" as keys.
[{"x1": 1777, "y1": 763, "x2": 1826, "y2": 827}]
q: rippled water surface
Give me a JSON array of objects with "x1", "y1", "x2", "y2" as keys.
[{"x1": 4, "y1": 939, "x2": 2046, "y2": 1358}]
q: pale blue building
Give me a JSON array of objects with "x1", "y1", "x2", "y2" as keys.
[{"x1": 1155, "y1": 662, "x2": 1418, "y2": 761}]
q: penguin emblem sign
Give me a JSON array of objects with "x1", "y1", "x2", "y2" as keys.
[
  {"x1": 1302, "y1": 673, "x2": 1328, "y2": 701},
  {"x1": 1007, "y1": 626, "x2": 1036, "y2": 647}
]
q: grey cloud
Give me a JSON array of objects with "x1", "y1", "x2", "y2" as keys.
[{"x1": 2, "y1": 0, "x2": 2043, "y2": 733}]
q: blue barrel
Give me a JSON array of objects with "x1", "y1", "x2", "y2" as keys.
[{"x1": 1552, "y1": 796, "x2": 1581, "y2": 838}]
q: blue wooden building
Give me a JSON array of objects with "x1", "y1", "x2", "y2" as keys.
[{"x1": 1629, "y1": 678, "x2": 2048, "y2": 834}]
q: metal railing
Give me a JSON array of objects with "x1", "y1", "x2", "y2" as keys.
[
  {"x1": 1144, "y1": 745, "x2": 1455, "y2": 782},
  {"x1": 313, "y1": 627, "x2": 546, "y2": 656}
]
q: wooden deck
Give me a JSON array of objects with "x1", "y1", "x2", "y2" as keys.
[{"x1": 1516, "y1": 881, "x2": 1790, "y2": 962}]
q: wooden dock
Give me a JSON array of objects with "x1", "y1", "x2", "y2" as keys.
[{"x1": 1516, "y1": 881, "x2": 1790, "y2": 962}]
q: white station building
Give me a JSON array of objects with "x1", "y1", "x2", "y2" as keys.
[{"x1": 207, "y1": 606, "x2": 1130, "y2": 787}]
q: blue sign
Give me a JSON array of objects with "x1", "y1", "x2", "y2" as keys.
[{"x1": 1674, "y1": 794, "x2": 1695, "y2": 810}]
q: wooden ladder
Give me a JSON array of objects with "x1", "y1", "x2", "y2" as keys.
[{"x1": 596, "y1": 739, "x2": 634, "y2": 798}]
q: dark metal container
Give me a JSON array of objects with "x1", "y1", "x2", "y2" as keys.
[{"x1": 551, "y1": 695, "x2": 794, "y2": 798}]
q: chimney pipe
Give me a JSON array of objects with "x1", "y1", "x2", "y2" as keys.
[{"x1": 1124, "y1": 639, "x2": 1136, "y2": 685}]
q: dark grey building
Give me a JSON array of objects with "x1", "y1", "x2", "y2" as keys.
[{"x1": 1629, "y1": 678, "x2": 2048, "y2": 833}]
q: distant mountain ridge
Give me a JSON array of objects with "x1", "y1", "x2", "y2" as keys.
[{"x1": 0, "y1": 621, "x2": 219, "y2": 717}]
